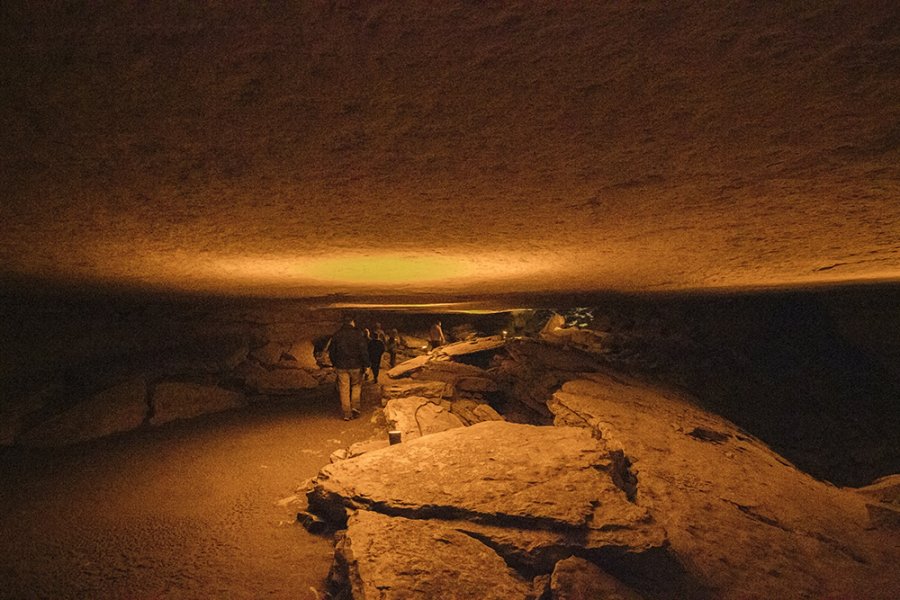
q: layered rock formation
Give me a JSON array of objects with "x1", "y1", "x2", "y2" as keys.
[
  {"x1": 309, "y1": 336, "x2": 900, "y2": 599},
  {"x1": 1, "y1": 299, "x2": 340, "y2": 447},
  {"x1": 311, "y1": 422, "x2": 665, "y2": 598}
]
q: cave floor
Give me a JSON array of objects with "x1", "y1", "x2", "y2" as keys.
[{"x1": 0, "y1": 388, "x2": 383, "y2": 600}]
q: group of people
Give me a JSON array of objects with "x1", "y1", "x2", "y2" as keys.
[{"x1": 326, "y1": 317, "x2": 445, "y2": 421}]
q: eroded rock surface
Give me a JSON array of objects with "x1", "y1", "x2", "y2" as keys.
[
  {"x1": 18, "y1": 377, "x2": 148, "y2": 446},
  {"x1": 434, "y1": 335, "x2": 507, "y2": 357},
  {"x1": 311, "y1": 422, "x2": 645, "y2": 527},
  {"x1": 385, "y1": 354, "x2": 431, "y2": 379},
  {"x1": 548, "y1": 373, "x2": 900, "y2": 599},
  {"x1": 550, "y1": 556, "x2": 645, "y2": 600},
  {"x1": 410, "y1": 360, "x2": 493, "y2": 387},
  {"x1": 382, "y1": 397, "x2": 464, "y2": 443},
  {"x1": 380, "y1": 379, "x2": 453, "y2": 403},
  {"x1": 150, "y1": 382, "x2": 245, "y2": 425},
  {"x1": 310, "y1": 421, "x2": 667, "y2": 597},
  {"x1": 450, "y1": 399, "x2": 503, "y2": 426},
  {"x1": 238, "y1": 362, "x2": 319, "y2": 394},
  {"x1": 332, "y1": 510, "x2": 531, "y2": 600}
]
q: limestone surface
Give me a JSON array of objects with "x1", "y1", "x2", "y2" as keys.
[
  {"x1": 550, "y1": 556, "x2": 645, "y2": 600},
  {"x1": 18, "y1": 377, "x2": 148, "y2": 446},
  {"x1": 548, "y1": 373, "x2": 900, "y2": 599},
  {"x1": 150, "y1": 382, "x2": 245, "y2": 425},
  {"x1": 450, "y1": 399, "x2": 503, "y2": 426},
  {"x1": 434, "y1": 335, "x2": 507, "y2": 357},
  {"x1": 333, "y1": 510, "x2": 531, "y2": 600},
  {"x1": 382, "y1": 396, "x2": 464, "y2": 443},
  {"x1": 240, "y1": 362, "x2": 318, "y2": 394},
  {"x1": 456, "y1": 376, "x2": 499, "y2": 393},
  {"x1": 380, "y1": 379, "x2": 453, "y2": 403},
  {"x1": 409, "y1": 360, "x2": 492, "y2": 386},
  {"x1": 385, "y1": 354, "x2": 430, "y2": 379},
  {"x1": 309, "y1": 422, "x2": 658, "y2": 533}
]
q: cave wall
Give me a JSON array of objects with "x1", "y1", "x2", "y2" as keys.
[
  {"x1": 2, "y1": 283, "x2": 897, "y2": 486},
  {"x1": 0, "y1": 289, "x2": 514, "y2": 448},
  {"x1": 0, "y1": 290, "x2": 343, "y2": 447},
  {"x1": 560, "y1": 285, "x2": 900, "y2": 486}
]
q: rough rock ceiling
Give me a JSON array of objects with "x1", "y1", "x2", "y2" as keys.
[{"x1": 2, "y1": 2, "x2": 898, "y2": 296}]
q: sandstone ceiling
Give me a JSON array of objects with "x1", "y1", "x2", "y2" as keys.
[{"x1": 2, "y1": 1, "x2": 898, "y2": 296}]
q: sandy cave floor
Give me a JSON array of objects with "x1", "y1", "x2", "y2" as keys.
[{"x1": 0, "y1": 388, "x2": 384, "y2": 600}]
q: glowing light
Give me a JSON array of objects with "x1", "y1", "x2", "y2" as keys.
[
  {"x1": 304, "y1": 255, "x2": 471, "y2": 285},
  {"x1": 129, "y1": 250, "x2": 557, "y2": 294}
]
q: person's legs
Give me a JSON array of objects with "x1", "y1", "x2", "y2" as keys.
[
  {"x1": 349, "y1": 368, "x2": 363, "y2": 415},
  {"x1": 371, "y1": 356, "x2": 381, "y2": 382},
  {"x1": 336, "y1": 369, "x2": 351, "y2": 419}
]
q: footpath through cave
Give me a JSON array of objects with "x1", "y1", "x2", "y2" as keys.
[{"x1": 0, "y1": 391, "x2": 383, "y2": 600}]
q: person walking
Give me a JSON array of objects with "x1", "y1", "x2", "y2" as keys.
[
  {"x1": 385, "y1": 328, "x2": 402, "y2": 368},
  {"x1": 328, "y1": 317, "x2": 370, "y2": 420},
  {"x1": 428, "y1": 320, "x2": 446, "y2": 351},
  {"x1": 367, "y1": 329, "x2": 386, "y2": 383}
]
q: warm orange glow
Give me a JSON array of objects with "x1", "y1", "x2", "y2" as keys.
[
  {"x1": 304, "y1": 255, "x2": 471, "y2": 285},
  {"x1": 126, "y1": 251, "x2": 560, "y2": 294}
]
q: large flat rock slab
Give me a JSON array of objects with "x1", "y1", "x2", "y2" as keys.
[
  {"x1": 385, "y1": 354, "x2": 431, "y2": 379},
  {"x1": 310, "y1": 421, "x2": 650, "y2": 531},
  {"x1": 548, "y1": 373, "x2": 900, "y2": 599},
  {"x1": 333, "y1": 510, "x2": 531, "y2": 600},
  {"x1": 381, "y1": 379, "x2": 453, "y2": 403},
  {"x1": 434, "y1": 335, "x2": 507, "y2": 357},
  {"x1": 383, "y1": 397, "x2": 464, "y2": 443}
]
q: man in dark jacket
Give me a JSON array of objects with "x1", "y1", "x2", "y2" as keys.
[
  {"x1": 328, "y1": 317, "x2": 370, "y2": 420},
  {"x1": 367, "y1": 329, "x2": 386, "y2": 383}
]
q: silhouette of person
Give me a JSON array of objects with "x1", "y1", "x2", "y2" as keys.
[
  {"x1": 367, "y1": 329, "x2": 386, "y2": 383},
  {"x1": 428, "y1": 320, "x2": 445, "y2": 351},
  {"x1": 386, "y1": 328, "x2": 402, "y2": 367},
  {"x1": 328, "y1": 317, "x2": 370, "y2": 420}
]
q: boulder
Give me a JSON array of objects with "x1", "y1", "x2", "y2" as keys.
[
  {"x1": 401, "y1": 335, "x2": 429, "y2": 351},
  {"x1": 240, "y1": 362, "x2": 319, "y2": 394},
  {"x1": 286, "y1": 339, "x2": 319, "y2": 370},
  {"x1": 332, "y1": 510, "x2": 531, "y2": 600},
  {"x1": 251, "y1": 339, "x2": 319, "y2": 370},
  {"x1": 383, "y1": 397, "x2": 464, "y2": 442},
  {"x1": 309, "y1": 422, "x2": 662, "y2": 538},
  {"x1": 546, "y1": 372, "x2": 899, "y2": 599},
  {"x1": 550, "y1": 556, "x2": 645, "y2": 600},
  {"x1": 410, "y1": 360, "x2": 492, "y2": 386},
  {"x1": 435, "y1": 335, "x2": 507, "y2": 357},
  {"x1": 311, "y1": 422, "x2": 666, "y2": 586},
  {"x1": 456, "y1": 376, "x2": 499, "y2": 393},
  {"x1": 150, "y1": 382, "x2": 245, "y2": 425},
  {"x1": 540, "y1": 312, "x2": 566, "y2": 336},
  {"x1": 381, "y1": 380, "x2": 453, "y2": 403},
  {"x1": 18, "y1": 377, "x2": 148, "y2": 446},
  {"x1": 472, "y1": 403, "x2": 504, "y2": 422},
  {"x1": 542, "y1": 324, "x2": 608, "y2": 355},
  {"x1": 386, "y1": 354, "x2": 431, "y2": 379},
  {"x1": 250, "y1": 342, "x2": 290, "y2": 367},
  {"x1": 347, "y1": 437, "x2": 391, "y2": 459},
  {"x1": 450, "y1": 399, "x2": 503, "y2": 426},
  {"x1": 853, "y1": 474, "x2": 900, "y2": 505}
]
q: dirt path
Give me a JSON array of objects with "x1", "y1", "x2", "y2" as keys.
[{"x1": 0, "y1": 388, "x2": 384, "y2": 599}]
